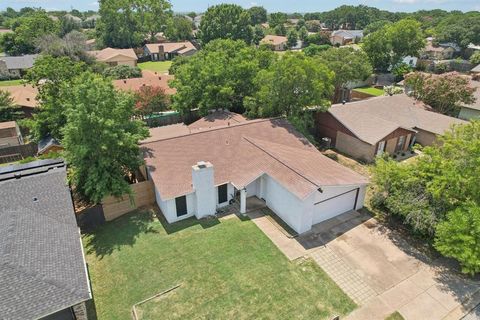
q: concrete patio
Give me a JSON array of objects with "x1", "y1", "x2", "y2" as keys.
[{"x1": 247, "y1": 209, "x2": 480, "y2": 320}]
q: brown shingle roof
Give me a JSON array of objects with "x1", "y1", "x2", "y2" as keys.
[
  {"x1": 142, "y1": 124, "x2": 191, "y2": 143},
  {"x1": 261, "y1": 35, "x2": 288, "y2": 46},
  {"x1": 89, "y1": 47, "x2": 137, "y2": 62},
  {"x1": 1, "y1": 84, "x2": 38, "y2": 108},
  {"x1": 145, "y1": 42, "x2": 196, "y2": 55},
  {"x1": 0, "y1": 121, "x2": 16, "y2": 130},
  {"x1": 113, "y1": 71, "x2": 176, "y2": 95},
  {"x1": 188, "y1": 110, "x2": 247, "y2": 131},
  {"x1": 328, "y1": 94, "x2": 467, "y2": 145},
  {"x1": 143, "y1": 118, "x2": 367, "y2": 200}
]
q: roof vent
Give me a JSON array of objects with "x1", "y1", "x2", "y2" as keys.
[
  {"x1": 342, "y1": 100, "x2": 346, "y2": 105},
  {"x1": 123, "y1": 80, "x2": 127, "y2": 84},
  {"x1": 158, "y1": 77, "x2": 161, "y2": 80},
  {"x1": 26, "y1": 98, "x2": 30, "y2": 101},
  {"x1": 33, "y1": 197, "x2": 38, "y2": 202}
]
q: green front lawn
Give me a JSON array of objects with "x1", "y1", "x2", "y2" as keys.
[
  {"x1": 0, "y1": 79, "x2": 23, "y2": 86},
  {"x1": 84, "y1": 210, "x2": 355, "y2": 319},
  {"x1": 138, "y1": 61, "x2": 172, "y2": 74},
  {"x1": 353, "y1": 86, "x2": 385, "y2": 97}
]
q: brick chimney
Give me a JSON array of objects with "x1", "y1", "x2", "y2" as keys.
[{"x1": 158, "y1": 45, "x2": 165, "y2": 61}]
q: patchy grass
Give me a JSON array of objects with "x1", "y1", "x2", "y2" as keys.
[
  {"x1": 385, "y1": 311, "x2": 405, "y2": 320},
  {"x1": 138, "y1": 61, "x2": 172, "y2": 74},
  {"x1": 84, "y1": 209, "x2": 356, "y2": 320},
  {"x1": 353, "y1": 86, "x2": 385, "y2": 97},
  {"x1": 0, "y1": 79, "x2": 23, "y2": 86}
]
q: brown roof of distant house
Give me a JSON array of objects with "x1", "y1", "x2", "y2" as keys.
[
  {"x1": 143, "y1": 118, "x2": 367, "y2": 200},
  {"x1": 462, "y1": 81, "x2": 480, "y2": 111},
  {"x1": 89, "y1": 47, "x2": 137, "y2": 62},
  {"x1": 0, "y1": 121, "x2": 16, "y2": 130},
  {"x1": 424, "y1": 42, "x2": 453, "y2": 53},
  {"x1": 328, "y1": 94, "x2": 467, "y2": 145},
  {"x1": 1, "y1": 84, "x2": 38, "y2": 108},
  {"x1": 261, "y1": 35, "x2": 288, "y2": 46},
  {"x1": 145, "y1": 41, "x2": 197, "y2": 55},
  {"x1": 113, "y1": 70, "x2": 176, "y2": 95},
  {"x1": 188, "y1": 110, "x2": 248, "y2": 131},
  {"x1": 141, "y1": 123, "x2": 191, "y2": 143}
]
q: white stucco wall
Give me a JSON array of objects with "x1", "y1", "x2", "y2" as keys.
[
  {"x1": 215, "y1": 183, "x2": 234, "y2": 208},
  {"x1": 245, "y1": 178, "x2": 260, "y2": 198},
  {"x1": 192, "y1": 162, "x2": 216, "y2": 218}
]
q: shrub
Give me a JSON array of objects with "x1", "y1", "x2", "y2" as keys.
[{"x1": 103, "y1": 64, "x2": 142, "y2": 79}]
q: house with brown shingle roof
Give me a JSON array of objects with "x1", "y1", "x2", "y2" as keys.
[
  {"x1": 142, "y1": 117, "x2": 368, "y2": 234},
  {"x1": 260, "y1": 35, "x2": 288, "y2": 51},
  {"x1": 315, "y1": 94, "x2": 467, "y2": 162},
  {"x1": 144, "y1": 41, "x2": 197, "y2": 61},
  {"x1": 88, "y1": 47, "x2": 138, "y2": 66},
  {"x1": 113, "y1": 70, "x2": 176, "y2": 95},
  {"x1": 1, "y1": 84, "x2": 38, "y2": 118}
]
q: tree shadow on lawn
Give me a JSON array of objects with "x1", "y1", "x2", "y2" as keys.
[
  {"x1": 83, "y1": 209, "x2": 158, "y2": 259},
  {"x1": 155, "y1": 209, "x2": 222, "y2": 235}
]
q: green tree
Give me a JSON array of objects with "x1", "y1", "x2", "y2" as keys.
[
  {"x1": 61, "y1": 72, "x2": 149, "y2": 203},
  {"x1": 137, "y1": 0, "x2": 172, "y2": 41},
  {"x1": 304, "y1": 33, "x2": 330, "y2": 46},
  {"x1": 318, "y1": 47, "x2": 373, "y2": 102},
  {"x1": 252, "y1": 25, "x2": 265, "y2": 45},
  {"x1": 1, "y1": 10, "x2": 59, "y2": 55},
  {"x1": 245, "y1": 52, "x2": 334, "y2": 118},
  {"x1": 198, "y1": 4, "x2": 253, "y2": 45},
  {"x1": 362, "y1": 25, "x2": 393, "y2": 72},
  {"x1": 363, "y1": 20, "x2": 392, "y2": 36},
  {"x1": 470, "y1": 51, "x2": 480, "y2": 66},
  {"x1": 435, "y1": 203, "x2": 480, "y2": 275},
  {"x1": 286, "y1": 29, "x2": 298, "y2": 48},
  {"x1": 404, "y1": 72, "x2": 476, "y2": 116},
  {"x1": 171, "y1": 39, "x2": 276, "y2": 115},
  {"x1": 391, "y1": 62, "x2": 413, "y2": 82},
  {"x1": 274, "y1": 24, "x2": 286, "y2": 36},
  {"x1": 134, "y1": 85, "x2": 170, "y2": 116},
  {"x1": 0, "y1": 90, "x2": 23, "y2": 121},
  {"x1": 164, "y1": 15, "x2": 193, "y2": 41},
  {"x1": 268, "y1": 12, "x2": 287, "y2": 28},
  {"x1": 36, "y1": 30, "x2": 93, "y2": 63},
  {"x1": 435, "y1": 13, "x2": 480, "y2": 50},
  {"x1": 248, "y1": 6, "x2": 267, "y2": 25},
  {"x1": 298, "y1": 26, "x2": 308, "y2": 41},
  {"x1": 387, "y1": 19, "x2": 425, "y2": 64},
  {"x1": 103, "y1": 64, "x2": 142, "y2": 79},
  {"x1": 25, "y1": 55, "x2": 86, "y2": 141},
  {"x1": 303, "y1": 44, "x2": 331, "y2": 57}
]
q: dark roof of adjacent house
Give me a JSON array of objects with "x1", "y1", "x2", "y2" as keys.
[
  {"x1": 0, "y1": 54, "x2": 38, "y2": 70},
  {"x1": 0, "y1": 159, "x2": 91, "y2": 320},
  {"x1": 143, "y1": 118, "x2": 367, "y2": 201},
  {"x1": 328, "y1": 94, "x2": 467, "y2": 145},
  {"x1": 38, "y1": 135, "x2": 62, "y2": 154},
  {"x1": 472, "y1": 64, "x2": 480, "y2": 73}
]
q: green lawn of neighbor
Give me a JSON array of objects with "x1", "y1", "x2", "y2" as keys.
[
  {"x1": 0, "y1": 79, "x2": 23, "y2": 86},
  {"x1": 385, "y1": 311, "x2": 405, "y2": 320},
  {"x1": 83, "y1": 210, "x2": 355, "y2": 320},
  {"x1": 353, "y1": 86, "x2": 385, "y2": 97},
  {"x1": 138, "y1": 61, "x2": 172, "y2": 74}
]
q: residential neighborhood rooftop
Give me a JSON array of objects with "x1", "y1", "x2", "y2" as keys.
[
  {"x1": 0, "y1": 160, "x2": 91, "y2": 320},
  {"x1": 1, "y1": 84, "x2": 38, "y2": 108},
  {"x1": 113, "y1": 70, "x2": 176, "y2": 94},
  {"x1": 143, "y1": 117, "x2": 367, "y2": 201},
  {"x1": 328, "y1": 94, "x2": 467, "y2": 144},
  {"x1": 261, "y1": 35, "x2": 288, "y2": 46},
  {"x1": 145, "y1": 41, "x2": 197, "y2": 55},
  {"x1": 89, "y1": 47, "x2": 137, "y2": 61},
  {"x1": 0, "y1": 54, "x2": 38, "y2": 70},
  {"x1": 0, "y1": 120, "x2": 17, "y2": 129}
]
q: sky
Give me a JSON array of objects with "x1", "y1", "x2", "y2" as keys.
[{"x1": 1, "y1": 0, "x2": 479, "y2": 13}]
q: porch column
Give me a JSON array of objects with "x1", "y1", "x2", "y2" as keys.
[{"x1": 240, "y1": 188, "x2": 247, "y2": 214}]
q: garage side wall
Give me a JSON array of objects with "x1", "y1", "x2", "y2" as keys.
[{"x1": 335, "y1": 131, "x2": 376, "y2": 162}]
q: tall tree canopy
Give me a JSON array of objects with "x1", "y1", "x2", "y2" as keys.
[
  {"x1": 164, "y1": 15, "x2": 193, "y2": 41},
  {"x1": 35, "y1": 30, "x2": 93, "y2": 63},
  {"x1": 97, "y1": 0, "x2": 172, "y2": 48},
  {"x1": 25, "y1": 55, "x2": 86, "y2": 141},
  {"x1": 247, "y1": 6, "x2": 267, "y2": 25},
  {"x1": 363, "y1": 19, "x2": 425, "y2": 72},
  {"x1": 435, "y1": 13, "x2": 480, "y2": 49},
  {"x1": 245, "y1": 52, "x2": 334, "y2": 118},
  {"x1": 198, "y1": 4, "x2": 253, "y2": 45},
  {"x1": 171, "y1": 39, "x2": 276, "y2": 115},
  {"x1": 371, "y1": 121, "x2": 480, "y2": 274},
  {"x1": 404, "y1": 72, "x2": 476, "y2": 116},
  {"x1": 0, "y1": 10, "x2": 59, "y2": 55},
  {"x1": 0, "y1": 90, "x2": 23, "y2": 121},
  {"x1": 317, "y1": 47, "x2": 372, "y2": 102},
  {"x1": 61, "y1": 72, "x2": 148, "y2": 203}
]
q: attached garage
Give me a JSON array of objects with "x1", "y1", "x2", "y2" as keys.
[{"x1": 313, "y1": 187, "x2": 359, "y2": 225}]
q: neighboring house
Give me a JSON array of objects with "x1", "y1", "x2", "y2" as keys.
[
  {"x1": 0, "y1": 121, "x2": 23, "y2": 148},
  {"x1": 188, "y1": 110, "x2": 248, "y2": 131},
  {"x1": 113, "y1": 70, "x2": 176, "y2": 95},
  {"x1": 330, "y1": 30, "x2": 363, "y2": 46},
  {"x1": 421, "y1": 42, "x2": 455, "y2": 60},
  {"x1": 89, "y1": 47, "x2": 138, "y2": 66},
  {"x1": 402, "y1": 56, "x2": 418, "y2": 68},
  {"x1": 471, "y1": 64, "x2": 480, "y2": 74},
  {"x1": 315, "y1": 94, "x2": 467, "y2": 162},
  {"x1": 260, "y1": 35, "x2": 288, "y2": 51},
  {"x1": 144, "y1": 41, "x2": 197, "y2": 61},
  {"x1": 459, "y1": 81, "x2": 480, "y2": 120},
  {"x1": 85, "y1": 38, "x2": 96, "y2": 50},
  {"x1": 142, "y1": 117, "x2": 368, "y2": 235},
  {"x1": 1, "y1": 84, "x2": 38, "y2": 117},
  {"x1": 38, "y1": 135, "x2": 63, "y2": 155},
  {"x1": 0, "y1": 159, "x2": 92, "y2": 320},
  {"x1": 0, "y1": 54, "x2": 38, "y2": 78}
]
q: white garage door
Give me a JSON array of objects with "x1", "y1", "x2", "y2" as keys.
[{"x1": 313, "y1": 188, "x2": 358, "y2": 225}]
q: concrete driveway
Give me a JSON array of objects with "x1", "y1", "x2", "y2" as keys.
[{"x1": 247, "y1": 209, "x2": 480, "y2": 320}]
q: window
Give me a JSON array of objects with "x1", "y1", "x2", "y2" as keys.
[
  {"x1": 175, "y1": 196, "x2": 187, "y2": 217},
  {"x1": 218, "y1": 184, "x2": 228, "y2": 204},
  {"x1": 396, "y1": 136, "x2": 406, "y2": 152}
]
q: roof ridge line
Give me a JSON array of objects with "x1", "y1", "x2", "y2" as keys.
[
  {"x1": 142, "y1": 116, "x2": 285, "y2": 145},
  {"x1": 243, "y1": 136, "x2": 320, "y2": 190}
]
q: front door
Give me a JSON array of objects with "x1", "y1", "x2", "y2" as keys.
[{"x1": 376, "y1": 140, "x2": 386, "y2": 156}]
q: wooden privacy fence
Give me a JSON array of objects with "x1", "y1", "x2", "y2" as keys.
[
  {"x1": 0, "y1": 143, "x2": 37, "y2": 164},
  {"x1": 102, "y1": 180, "x2": 155, "y2": 221}
]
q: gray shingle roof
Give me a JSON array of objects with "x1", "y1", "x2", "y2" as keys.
[
  {"x1": 0, "y1": 54, "x2": 38, "y2": 70},
  {"x1": 0, "y1": 160, "x2": 91, "y2": 320}
]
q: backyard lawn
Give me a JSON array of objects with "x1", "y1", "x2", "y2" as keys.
[
  {"x1": 138, "y1": 61, "x2": 172, "y2": 74},
  {"x1": 353, "y1": 86, "x2": 384, "y2": 97},
  {"x1": 0, "y1": 79, "x2": 23, "y2": 86},
  {"x1": 83, "y1": 209, "x2": 355, "y2": 320}
]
